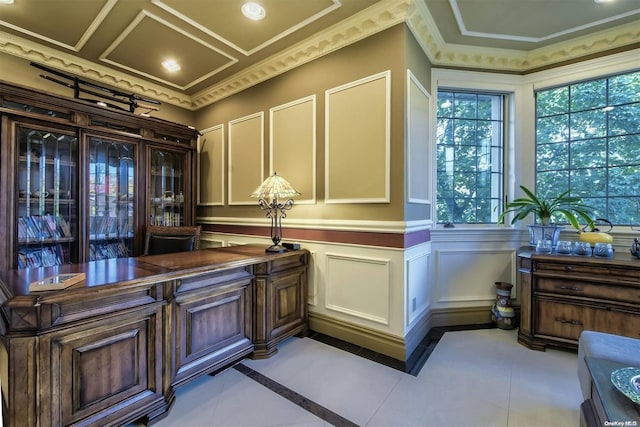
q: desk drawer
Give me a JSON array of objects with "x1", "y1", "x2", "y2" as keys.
[{"x1": 536, "y1": 278, "x2": 640, "y2": 304}]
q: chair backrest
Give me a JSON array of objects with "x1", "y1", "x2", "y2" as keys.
[{"x1": 144, "y1": 225, "x2": 202, "y2": 256}]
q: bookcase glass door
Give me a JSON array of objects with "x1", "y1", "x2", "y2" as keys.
[
  {"x1": 88, "y1": 137, "x2": 135, "y2": 260},
  {"x1": 17, "y1": 126, "x2": 77, "y2": 268},
  {"x1": 149, "y1": 149, "x2": 185, "y2": 227}
]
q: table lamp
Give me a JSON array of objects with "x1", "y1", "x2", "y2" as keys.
[{"x1": 250, "y1": 172, "x2": 300, "y2": 252}]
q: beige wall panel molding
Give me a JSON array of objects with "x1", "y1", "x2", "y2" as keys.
[
  {"x1": 228, "y1": 112, "x2": 264, "y2": 205},
  {"x1": 198, "y1": 124, "x2": 225, "y2": 206},
  {"x1": 434, "y1": 249, "x2": 516, "y2": 304},
  {"x1": 325, "y1": 252, "x2": 391, "y2": 325},
  {"x1": 406, "y1": 69, "x2": 430, "y2": 205},
  {"x1": 269, "y1": 95, "x2": 316, "y2": 205},
  {"x1": 325, "y1": 70, "x2": 391, "y2": 204}
]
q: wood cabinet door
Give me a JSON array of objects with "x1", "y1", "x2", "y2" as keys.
[
  {"x1": 269, "y1": 267, "x2": 308, "y2": 340},
  {"x1": 38, "y1": 304, "x2": 164, "y2": 427},
  {"x1": 172, "y1": 280, "x2": 253, "y2": 387},
  {"x1": 253, "y1": 265, "x2": 308, "y2": 358}
]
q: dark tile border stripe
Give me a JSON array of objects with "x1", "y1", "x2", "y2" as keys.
[
  {"x1": 234, "y1": 363, "x2": 360, "y2": 427},
  {"x1": 308, "y1": 324, "x2": 496, "y2": 376}
]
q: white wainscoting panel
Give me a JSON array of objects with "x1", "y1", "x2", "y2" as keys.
[
  {"x1": 434, "y1": 249, "x2": 516, "y2": 305},
  {"x1": 405, "y1": 247, "x2": 431, "y2": 326},
  {"x1": 307, "y1": 250, "x2": 318, "y2": 307},
  {"x1": 325, "y1": 253, "x2": 391, "y2": 325},
  {"x1": 195, "y1": 231, "x2": 427, "y2": 339}
]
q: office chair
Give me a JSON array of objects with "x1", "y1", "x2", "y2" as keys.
[{"x1": 144, "y1": 225, "x2": 202, "y2": 255}]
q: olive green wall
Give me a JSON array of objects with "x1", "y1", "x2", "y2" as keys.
[
  {"x1": 0, "y1": 52, "x2": 196, "y2": 126},
  {"x1": 195, "y1": 24, "x2": 412, "y2": 223}
]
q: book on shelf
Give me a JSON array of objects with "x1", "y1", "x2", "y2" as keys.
[
  {"x1": 29, "y1": 272, "x2": 86, "y2": 292},
  {"x1": 18, "y1": 215, "x2": 72, "y2": 241}
]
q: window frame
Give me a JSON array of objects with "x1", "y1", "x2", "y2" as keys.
[
  {"x1": 533, "y1": 69, "x2": 640, "y2": 226},
  {"x1": 430, "y1": 69, "x2": 522, "y2": 229},
  {"x1": 435, "y1": 89, "x2": 508, "y2": 225}
]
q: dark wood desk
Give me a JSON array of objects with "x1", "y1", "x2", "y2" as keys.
[
  {"x1": 581, "y1": 357, "x2": 640, "y2": 427},
  {"x1": 0, "y1": 245, "x2": 308, "y2": 427}
]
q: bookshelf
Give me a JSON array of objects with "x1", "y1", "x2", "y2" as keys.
[
  {"x1": 148, "y1": 147, "x2": 188, "y2": 227},
  {"x1": 0, "y1": 81, "x2": 198, "y2": 270},
  {"x1": 16, "y1": 124, "x2": 78, "y2": 268}
]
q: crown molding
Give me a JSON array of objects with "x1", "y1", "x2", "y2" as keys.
[
  {"x1": 407, "y1": 0, "x2": 640, "y2": 73},
  {"x1": 190, "y1": 0, "x2": 411, "y2": 109},
  {"x1": 524, "y1": 20, "x2": 640, "y2": 70},
  {"x1": 0, "y1": 29, "x2": 193, "y2": 110},
  {"x1": 0, "y1": 0, "x2": 637, "y2": 112}
]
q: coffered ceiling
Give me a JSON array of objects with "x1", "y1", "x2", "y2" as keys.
[{"x1": 0, "y1": 0, "x2": 638, "y2": 111}]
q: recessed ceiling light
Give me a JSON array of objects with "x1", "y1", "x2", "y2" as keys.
[
  {"x1": 594, "y1": 0, "x2": 614, "y2": 3},
  {"x1": 0, "y1": 0, "x2": 15, "y2": 4},
  {"x1": 242, "y1": 2, "x2": 266, "y2": 20},
  {"x1": 162, "y1": 59, "x2": 181, "y2": 72}
]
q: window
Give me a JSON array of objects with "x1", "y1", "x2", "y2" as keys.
[
  {"x1": 535, "y1": 70, "x2": 640, "y2": 225},
  {"x1": 436, "y1": 91, "x2": 505, "y2": 224}
]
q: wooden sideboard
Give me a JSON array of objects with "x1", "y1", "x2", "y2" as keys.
[
  {"x1": 517, "y1": 247, "x2": 640, "y2": 351},
  {"x1": 0, "y1": 244, "x2": 308, "y2": 427}
]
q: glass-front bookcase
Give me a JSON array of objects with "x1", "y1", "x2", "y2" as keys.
[
  {"x1": 0, "y1": 81, "x2": 198, "y2": 271},
  {"x1": 149, "y1": 148, "x2": 186, "y2": 227},
  {"x1": 16, "y1": 125, "x2": 77, "y2": 268},
  {"x1": 88, "y1": 137, "x2": 136, "y2": 261}
]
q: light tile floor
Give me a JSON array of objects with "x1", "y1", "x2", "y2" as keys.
[{"x1": 145, "y1": 328, "x2": 582, "y2": 427}]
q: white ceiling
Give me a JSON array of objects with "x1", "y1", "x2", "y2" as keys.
[{"x1": 0, "y1": 0, "x2": 638, "y2": 110}]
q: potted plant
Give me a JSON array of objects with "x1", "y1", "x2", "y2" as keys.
[{"x1": 498, "y1": 185, "x2": 595, "y2": 247}]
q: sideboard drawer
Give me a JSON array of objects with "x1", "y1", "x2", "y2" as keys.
[
  {"x1": 535, "y1": 300, "x2": 640, "y2": 342},
  {"x1": 536, "y1": 278, "x2": 640, "y2": 305},
  {"x1": 534, "y1": 261, "x2": 640, "y2": 286}
]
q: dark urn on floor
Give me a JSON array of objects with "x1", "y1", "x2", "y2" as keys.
[{"x1": 491, "y1": 281, "x2": 517, "y2": 330}]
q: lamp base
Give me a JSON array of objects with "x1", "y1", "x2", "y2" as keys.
[{"x1": 266, "y1": 244, "x2": 286, "y2": 253}]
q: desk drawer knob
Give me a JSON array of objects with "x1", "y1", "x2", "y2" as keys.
[{"x1": 565, "y1": 265, "x2": 573, "y2": 272}]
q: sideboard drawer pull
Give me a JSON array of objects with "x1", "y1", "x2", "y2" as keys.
[
  {"x1": 554, "y1": 317, "x2": 583, "y2": 326},
  {"x1": 565, "y1": 265, "x2": 573, "y2": 272},
  {"x1": 556, "y1": 285, "x2": 583, "y2": 292}
]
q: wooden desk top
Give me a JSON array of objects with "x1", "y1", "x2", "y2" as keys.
[{"x1": 0, "y1": 244, "x2": 306, "y2": 298}]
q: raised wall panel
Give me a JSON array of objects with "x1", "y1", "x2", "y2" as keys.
[
  {"x1": 407, "y1": 69, "x2": 430, "y2": 204},
  {"x1": 228, "y1": 112, "x2": 264, "y2": 205},
  {"x1": 434, "y1": 249, "x2": 516, "y2": 304},
  {"x1": 325, "y1": 71, "x2": 390, "y2": 203},
  {"x1": 198, "y1": 124, "x2": 224, "y2": 206},
  {"x1": 406, "y1": 249, "x2": 430, "y2": 326},
  {"x1": 270, "y1": 96, "x2": 316, "y2": 204},
  {"x1": 325, "y1": 253, "x2": 390, "y2": 324}
]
